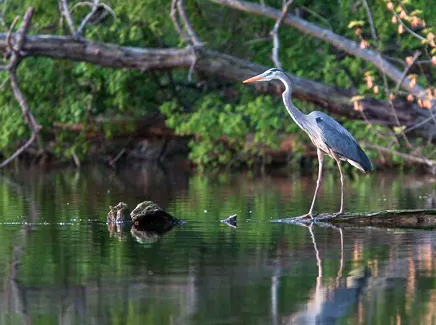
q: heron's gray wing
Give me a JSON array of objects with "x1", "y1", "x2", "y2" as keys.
[{"x1": 308, "y1": 112, "x2": 372, "y2": 172}]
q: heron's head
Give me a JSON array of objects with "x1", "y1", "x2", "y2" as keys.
[{"x1": 243, "y1": 68, "x2": 283, "y2": 83}]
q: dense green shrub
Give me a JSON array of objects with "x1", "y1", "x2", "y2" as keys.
[{"x1": 0, "y1": 0, "x2": 434, "y2": 168}]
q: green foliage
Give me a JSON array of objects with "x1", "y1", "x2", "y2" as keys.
[
  {"x1": 0, "y1": 0, "x2": 434, "y2": 169},
  {"x1": 161, "y1": 92, "x2": 308, "y2": 169}
]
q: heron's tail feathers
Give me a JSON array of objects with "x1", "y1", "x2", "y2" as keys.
[{"x1": 347, "y1": 150, "x2": 373, "y2": 173}]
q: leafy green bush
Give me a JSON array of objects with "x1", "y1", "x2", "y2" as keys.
[{"x1": 0, "y1": 0, "x2": 434, "y2": 169}]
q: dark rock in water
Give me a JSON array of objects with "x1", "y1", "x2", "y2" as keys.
[
  {"x1": 221, "y1": 214, "x2": 237, "y2": 228},
  {"x1": 130, "y1": 201, "x2": 177, "y2": 233},
  {"x1": 107, "y1": 202, "x2": 130, "y2": 223}
]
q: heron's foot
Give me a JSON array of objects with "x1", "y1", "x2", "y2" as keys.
[
  {"x1": 331, "y1": 211, "x2": 343, "y2": 218},
  {"x1": 291, "y1": 213, "x2": 315, "y2": 222}
]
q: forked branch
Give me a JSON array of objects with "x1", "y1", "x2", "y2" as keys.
[{"x1": 270, "y1": 0, "x2": 293, "y2": 69}]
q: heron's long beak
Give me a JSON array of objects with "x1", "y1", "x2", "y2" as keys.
[{"x1": 243, "y1": 74, "x2": 265, "y2": 83}]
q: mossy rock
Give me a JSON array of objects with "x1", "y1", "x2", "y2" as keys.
[{"x1": 130, "y1": 201, "x2": 177, "y2": 233}]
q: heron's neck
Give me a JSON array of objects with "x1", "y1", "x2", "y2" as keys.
[{"x1": 279, "y1": 75, "x2": 306, "y2": 129}]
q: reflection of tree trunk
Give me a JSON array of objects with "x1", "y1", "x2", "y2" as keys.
[
  {"x1": 0, "y1": 34, "x2": 434, "y2": 140},
  {"x1": 1, "y1": 174, "x2": 41, "y2": 325}
]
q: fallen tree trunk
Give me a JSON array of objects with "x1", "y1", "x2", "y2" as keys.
[
  {"x1": 276, "y1": 209, "x2": 436, "y2": 228},
  {"x1": 0, "y1": 34, "x2": 435, "y2": 140}
]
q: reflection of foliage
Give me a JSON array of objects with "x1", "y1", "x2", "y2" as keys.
[{"x1": 0, "y1": 168, "x2": 436, "y2": 323}]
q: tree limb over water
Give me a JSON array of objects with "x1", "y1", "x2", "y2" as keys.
[{"x1": 0, "y1": 33, "x2": 434, "y2": 143}]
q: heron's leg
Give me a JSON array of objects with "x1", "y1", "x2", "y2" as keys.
[
  {"x1": 334, "y1": 157, "x2": 344, "y2": 215},
  {"x1": 307, "y1": 148, "x2": 325, "y2": 217}
]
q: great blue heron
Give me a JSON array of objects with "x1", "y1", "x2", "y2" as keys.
[{"x1": 243, "y1": 68, "x2": 372, "y2": 218}]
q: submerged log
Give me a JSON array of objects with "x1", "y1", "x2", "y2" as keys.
[{"x1": 276, "y1": 209, "x2": 436, "y2": 228}]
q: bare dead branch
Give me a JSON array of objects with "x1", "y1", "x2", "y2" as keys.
[
  {"x1": 0, "y1": 7, "x2": 41, "y2": 169},
  {"x1": 392, "y1": 9, "x2": 426, "y2": 42},
  {"x1": 170, "y1": 0, "x2": 190, "y2": 44},
  {"x1": 75, "y1": 0, "x2": 99, "y2": 37},
  {"x1": 72, "y1": 0, "x2": 116, "y2": 37},
  {"x1": 395, "y1": 50, "x2": 421, "y2": 91},
  {"x1": 362, "y1": 0, "x2": 377, "y2": 42},
  {"x1": 270, "y1": 0, "x2": 293, "y2": 69},
  {"x1": 71, "y1": 149, "x2": 80, "y2": 168},
  {"x1": 0, "y1": 75, "x2": 8, "y2": 89},
  {"x1": 71, "y1": 1, "x2": 116, "y2": 20},
  {"x1": 0, "y1": 132, "x2": 36, "y2": 168},
  {"x1": 5, "y1": 16, "x2": 18, "y2": 49},
  {"x1": 208, "y1": 0, "x2": 426, "y2": 98},
  {"x1": 59, "y1": 0, "x2": 76, "y2": 35},
  {"x1": 365, "y1": 143, "x2": 436, "y2": 174},
  {"x1": 170, "y1": 0, "x2": 203, "y2": 81},
  {"x1": 176, "y1": 0, "x2": 203, "y2": 46}
]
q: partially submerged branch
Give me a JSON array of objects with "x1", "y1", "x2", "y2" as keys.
[
  {"x1": 323, "y1": 209, "x2": 436, "y2": 228},
  {"x1": 275, "y1": 209, "x2": 436, "y2": 228}
]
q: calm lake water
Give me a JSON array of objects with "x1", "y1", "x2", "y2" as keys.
[{"x1": 0, "y1": 163, "x2": 436, "y2": 325}]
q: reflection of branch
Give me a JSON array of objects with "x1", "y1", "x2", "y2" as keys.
[
  {"x1": 270, "y1": 0, "x2": 293, "y2": 70},
  {"x1": 0, "y1": 7, "x2": 41, "y2": 169}
]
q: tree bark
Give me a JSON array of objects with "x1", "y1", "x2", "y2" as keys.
[{"x1": 0, "y1": 33, "x2": 434, "y2": 140}]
